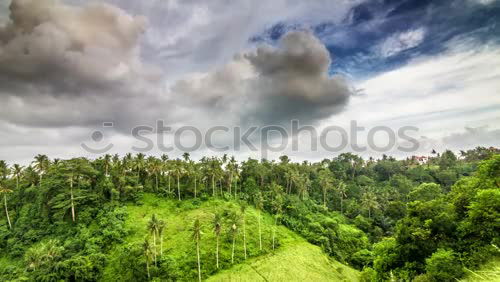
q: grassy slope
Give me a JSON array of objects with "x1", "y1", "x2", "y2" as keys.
[
  {"x1": 461, "y1": 258, "x2": 500, "y2": 282},
  {"x1": 103, "y1": 193, "x2": 359, "y2": 281},
  {"x1": 207, "y1": 242, "x2": 359, "y2": 282}
]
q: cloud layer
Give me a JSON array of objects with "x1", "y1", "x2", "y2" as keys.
[{"x1": 172, "y1": 31, "x2": 352, "y2": 127}]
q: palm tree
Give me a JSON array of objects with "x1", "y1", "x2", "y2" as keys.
[
  {"x1": 336, "y1": 181, "x2": 347, "y2": 214},
  {"x1": 12, "y1": 164, "x2": 23, "y2": 190},
  {"x1": 213, "y1": 213, "x2": 222, "y2": 269},
  {"x1": 172, "y1": 160, "x2": 185, "y2": 200},
  {"x1": 255, "y1": 193, "x2": 264, "y2": 251},
  {"x1": 0, "y1": 161, "x2": 9, "y2": 181},
  {"x1": 142, "y1": 238, "x2": 152, "y2": 280},
  {"x1": 32, "y1": 154, "x2": 49, "y2": 188},
  {"x1": 0, "y1": 184, "x2": 13, "y2": 229},
  {"x1": 147, "y1": 158, "x2": 162, "y2": 192},
  {"x1": 148, "y1": 214, "x2": 159, "y2": 265},
  {"x1": 240, "y1": 203, "x2": 247, "y2": 259},
  {"x1": 134, "y1": 153, "x2": 146, "y2": 180},
  {"x1": 271, "y1": 196, "x2": 283, "y2": 251},
  {"x1": 158, "y1": 219, "x2": 166, "y2": 256},
  {"x1": 230, "y1": 221, "x2": 238, "y2": 264},
  {"x1": 361, "y1": 191, "x2": 379, "y2": 219},
  {"x1": 103, "y1": 154, "x2": 112, "y2": 177},
  {"x1": 192, "y1": 219, "x2": 202, "y2": 282},
  {"x1": 318, "y1": 169, "x2": 334, "y2": 208}
]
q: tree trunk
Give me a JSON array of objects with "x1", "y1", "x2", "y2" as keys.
[
  {"x1": 196, "y1": 240, "x2": 201, "y2": 282},
  {"x1": 160, "y1": 234, "x2": 163, "y2": 256},
  {"x1": 168, "y1": 175, "x2": 171, "y2": 193},
  {"x1": 155, "y1": 174, "x2": 158, "y2": 192},
  {"x1": 272, "y1": 215, "x2": 277, "y2": 251},
  {"x1": 340, "y1": 197, "x2": 343, "y2": 214},
  {"x1": 258, "y1": 211, "x2": 262, "y2": 251},
  {"x1": 177, "y1": 174, "x2": 181, "y2": 201},
  {"x1": 146, "y1": 258, "x2": 150, "y2": 280},
  {"x1": 194, "y1": 177, "x2": 197, "y2": 198},
  {"x1": 243, "y1": 215, "x2": 247, "y2": 259},
  {"x1": 4, "y1": 194, "x2": 11, "y2": 229},
  {"x1": 231, "y1": 235, "x2": 236, "y2": 264},
  {"x1": 229, "y1": 172, "x2": 232, "y2": 194},
  {"x1": 153, "y1": 232, "x2": 157, "y2": 266},
  {"x1": 216, "y1": 235, "x2": 219, "y2": 269},
  {"x1": 70, "y1": 177, "x2": 76, "y2": 222},
  {"x1": 323, "y1": 188, "x2": 326, "y2": 208},
  {"x1": 212, "y1": 175, "x2": 215, "y2": 197}
]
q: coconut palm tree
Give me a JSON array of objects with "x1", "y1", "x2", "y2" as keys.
[
  {"x1": 147, "y1": 158, "x2": 162, "y2": 192},
  {"x1": 172, "y1": 160, "x2": 185, "y2": 200},
  {"x1": 318, "y1": 169, "x2": 334, "y2": 208},
  {"x1": 192, "y1": 219, "x2": 202, "y2": 282},
  {"x1": 103, "y1": 154, "x2": 112, "y2": 177},
  {"x1": 12, "y1": 164, "x2": 23, "y2": 190},
  {"x1": 230, "y1": 220, "x2": 238, "y2": 264},
  {"x1": 158, "y1": 219, "x2": 166, "y2": 256},
  {"x1": 32, "y1": 154, "x2": 49, "y2": 187},
  {"x1": 142, "y1": 238, "x2": 152, "y2": 280},
  {"x1": 240, "y1": 203, "x2": 247, "y2": 259},
  {"x1": 336, "y1": 181, "x2": 347, "y2": 214},
  {"x1": 255, "y1": 193, "x2": 264, "y2": 251},
  {"x1": 213, "y1": 213, "x2": 222, "y2": 269},
  {"x1": 361, "y1": 191, "x2": 379, "y2": 219},
  {"x1": 0, "y1": 184, "x2": 13, "y2": 229},
  {"x1": 148, "y1": 214, "x2": 160, "y2": 265}
]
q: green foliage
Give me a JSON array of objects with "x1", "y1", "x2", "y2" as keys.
[
  {"x1": 409, "y1": 183, "x2": 442, "y2": 202},
  {"x1": 425, "y1": 249, "x2": 464, "y2": 281},
  {"x1": 0, "y1": 150, "x2": 497, "y2": 281}
]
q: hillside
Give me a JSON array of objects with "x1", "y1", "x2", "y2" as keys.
[{"x1": 103, "y1": 193, "x2": 360, "y2": 281}]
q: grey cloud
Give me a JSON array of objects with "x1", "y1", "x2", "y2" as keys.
[
  {"x1": 244, "y1": 31, "x2": 352, "y2": 126},
  {"x1": 442, "y1": 126, "x2": 500, "y2": 149},
  {"x1": 172, "y1": 31, "x2": 353, "y2": 128},
  {"x1": 0, "y1": 0, "x2": 166, "y2": 130}
]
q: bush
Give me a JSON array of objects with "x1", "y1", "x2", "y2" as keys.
[{"x1": 425, "y1": 249, "x2": 464, "y2": 281}]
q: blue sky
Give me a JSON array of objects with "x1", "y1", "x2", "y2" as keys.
[
  {"x1": 251, "y1": 0, "x2": 500, "y2": 79},
  {"x1": 0, "y1": 0, "x2": 499, "y2": 163}
]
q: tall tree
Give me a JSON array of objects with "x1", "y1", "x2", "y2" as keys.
[
  {"x1": 255, "y1": 192, "x2": 264, "y2": 251},
  {"x1": 361, "y1": 191, "x2": 379, "y2": 219},
  {"x1": 230, "y1": 221, "x2": 238, "y2": 264},
  {"x1": 336, "y1": 181, "x2": 347, "y2": 214},
  {"x1": 12, "y1": 164, "x2": 23, "y2": 190},
  {"x1": 142, "y1": 238, "x2": 152, "y2": 280},
  {"x1": 158, "y1": 219, "x2": 166, "y2": 256},
  {"x1": 192, "y1": 219, "x2": 202, "y2": 282},
  {"x1": 318, "y1": 169, "x2": 334, "y2": 208},
  {"x1": 32, "y1": 154, "x2": 49, "y2": 188},
  {"x1": 148, "y1": 214, "x2": 159, "y2": 265},
  {"x1": 0, "y1": 184, "x2": 12, "y2": 229},
  {"x1": 240, "y1": 203, "x2": 247, "y2": 259},
  {"x1": 213, "y1": 213, "x2": 222, "y2": 269}
]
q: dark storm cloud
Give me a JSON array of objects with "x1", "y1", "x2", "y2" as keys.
[
  {"x1": 0, "y1": 0, "x2": 165, "y2": 130},
  {"x1": 173, "y1": 31, "x2": 353, "y2": 128}
]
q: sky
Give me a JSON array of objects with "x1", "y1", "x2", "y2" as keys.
[{"x1": 0, "y1": 0, "x2": 499, "y2": 164}]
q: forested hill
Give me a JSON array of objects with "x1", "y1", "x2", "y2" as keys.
[{"x1": 0, "y1": 147, "x2": 499, "y2": 281}]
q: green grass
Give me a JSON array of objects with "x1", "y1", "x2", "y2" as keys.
[
  {"x1": 461, "y1": 257, "x2": 500, "y2": 282},
  {"x1": 103, "y1": 193, "x2": 360, "y2": 281},
  {"x1": 207, "y1": 242, "x2": 359, "y2": 282}
]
